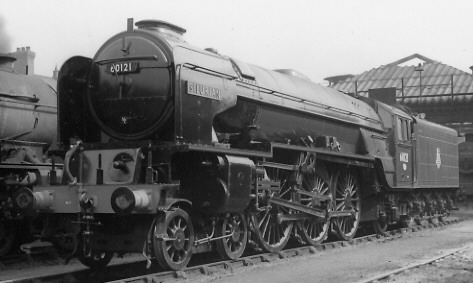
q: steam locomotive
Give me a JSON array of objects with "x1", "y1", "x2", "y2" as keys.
[
  {"x1": 16, "y1": 19, "x2": 459, "y2": 270},
  {"x1": 0, "y1": 54, "x2": 58, "y2": 256}
]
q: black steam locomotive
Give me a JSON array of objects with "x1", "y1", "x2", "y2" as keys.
[
  {"x1": 0, "y1": 54, "x2": 58, "y2": 256},
  {"x1": 16, "y1": 19, "x2": 459, "y2": 270}
]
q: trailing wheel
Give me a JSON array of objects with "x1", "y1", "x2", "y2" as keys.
[
  {"x1": 372, "y1": 218, "x2": 387, "y2": 234},
  {"x1": 250, "y1": 165, "x2": 294, "y2": 253},
  {"x1": 332, "y1": 168, "x2": 361, "y2": 241},
  {"x1": 372, "y1": 202, "x2": 387, "y2": 234},
  {"x1": 216, "y1": 213, "x2": 248, "y2": 260},
  {"x1": 153, "y1": 208, "x2": 194, "y2": 270},
  {"x1": 0, "y1": 222, "x2": 15, "y2": 257},
  {"x1": 296, "y1": 154, "x2": 330, "y2": 245}
]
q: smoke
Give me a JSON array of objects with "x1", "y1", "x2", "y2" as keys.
[{"x1": 0, "y1": 14, "x2": 12, "y2": 53}]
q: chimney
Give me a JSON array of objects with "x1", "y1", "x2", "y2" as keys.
[
  {"x1": 11, "y1": 46, "x2": 35, "y2": 75},
  {"x1": 0, "y1": 54, "x2": 16, "y2": 72},
  {"x1": 53, "y1": 65, "x2": 58, "y2": 79},
  {"x1": 470, "y1": 66, "x2": 473, "y2": 75}
]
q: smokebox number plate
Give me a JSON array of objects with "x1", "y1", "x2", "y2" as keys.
[{"x1": 106, "y1": 62, "x2": 139, "y2": 74}]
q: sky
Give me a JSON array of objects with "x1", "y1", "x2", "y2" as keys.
[{"x1": 1, "y1": 0, "x2": 473, "y2": 84}]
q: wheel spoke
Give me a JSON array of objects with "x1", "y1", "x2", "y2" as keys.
[
  {"x1": 258, "y1": 210, "x2": 269, "y2": 228},
  {"x1": 267, "y1": 227, "x2": 273, "y2": 243},
  {"x1": 261, "y1": 212, "x2": 270, "y2": 235},
  {"x1": 279, "y1": 188, "x2": 291, "y2": 198}
]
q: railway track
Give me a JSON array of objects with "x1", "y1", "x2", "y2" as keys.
[
  {"x1": 1, "y1": 217, "x2": 463, "y2": 283},
  {"x1": 0, "y1": 241, "x2": 64, "y2": 271},
  {"x1": 357, "y1": 242, "x2": 473, "y2": 283}
]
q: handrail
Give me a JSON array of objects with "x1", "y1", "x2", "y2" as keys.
[
  {"x1": 0, "y1": 91, "x2": 39, "y2": 102},
  {"x1": 64, "y1": 141, "x2": 82, "y2": 185}
]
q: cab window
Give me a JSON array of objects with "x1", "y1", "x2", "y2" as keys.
[{"x1": 397, "y1": 117, "x2": 410, "y2": 141}]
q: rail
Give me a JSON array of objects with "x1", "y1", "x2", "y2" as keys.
[
  {"x1": 0, "y1": 218, "x2": 463, "y2": 283},
  {"x1": 356, "y1": 243, "x2": 473, "y2": 283}
]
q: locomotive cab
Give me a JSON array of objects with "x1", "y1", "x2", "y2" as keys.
[
  {"x1": 368, "y1": 88, "x2": 459, "y2": 190},
  {"x1": 375, "y1": 101, "x2": 414, "y2": 188}
]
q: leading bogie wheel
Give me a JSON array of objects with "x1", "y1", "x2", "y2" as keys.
[
  {"x1": 77, "y1": 249, "x2": 113, "y2": 270},
  {"x1": 49, "y1": 216, "x2": 80, "y2": 253},
  {"x1": 332, "y1": 168, "x2": 361, "y2": 241},
  {"x1": 153, "y1": 208, "x2": 194, "y2": 270},
  {"x1": 216, "y1": 212, "x2": 248, "y2": 260}
]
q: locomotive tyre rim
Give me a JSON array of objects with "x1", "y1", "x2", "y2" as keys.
[
  {"x1": 77, "y1": 250, "x2": 113, "y2": 270},
  {"x1": 297, "y1": 158, "x2": 331, "y2": 246},
  {"x1": 216, "y1": 212, "x2": 248, "y2": 260},
  {"x1": 154, "y1": 208, "x2": 194, "y2": 270},
  {"x1": 250, "y1": 210, "x2": 293, "y2": 253},
  {"x1": 332, "y1": 168, "x2": 361, "y2": 241},
  {"x1": 0, "y1": 222, "x2": 15, "y2": 257}
]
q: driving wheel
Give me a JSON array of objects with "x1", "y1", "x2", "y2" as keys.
[{"x1": 332, "y1": 168, "x2": 361, "y2": 241}]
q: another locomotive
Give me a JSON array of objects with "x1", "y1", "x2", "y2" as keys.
[
  {"x1": 17, "y1": 19, "x2": 458, "y2": 270},
  {"x1": 0, "y1": 54, "x2": 58, "y2": 256}
]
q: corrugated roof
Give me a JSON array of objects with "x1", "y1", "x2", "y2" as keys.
[{"x1": 330, "y1": 54, "x2": 473, "y2": 107}]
